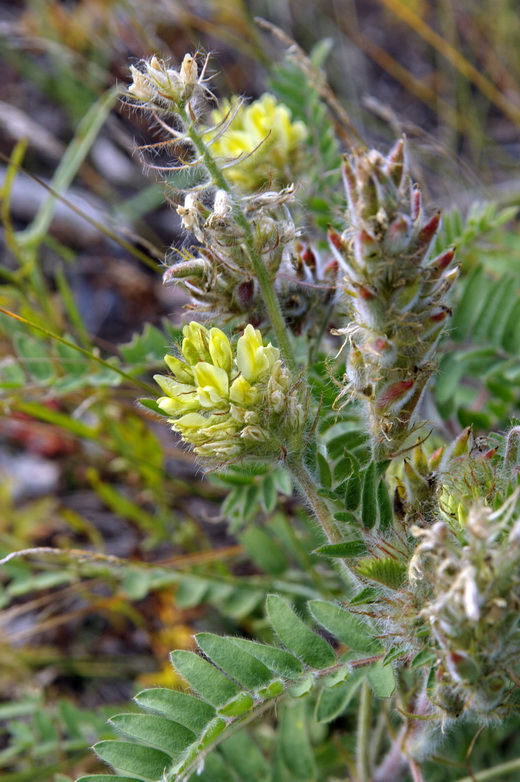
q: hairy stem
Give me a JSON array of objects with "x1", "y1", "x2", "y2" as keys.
[
  {"x1": 287, "y1": 458, "x2": 343, "y2": 545},
  {"x1": 178, "y1": 105, "x2": 298, "y2": 374}
]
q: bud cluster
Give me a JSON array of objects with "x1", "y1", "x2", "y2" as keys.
[
  {"x1": 332, "y1": 139, "x2": 458, "y2": 458},
  {"x1": 128, "y1": 53, "x2": 210, "y2": 117},
  {"x1": 409, "y1": 493, "x2": 520, "y2": 721},
  {"x1": 165, "y1": 187, "x2": 297, "y2": 323},
  {"x1": 154, "y1": 322, "x2": 306, "y2": 461},
  {"x1": 348, "y1": 427, "x2": 520, "y2": 724}
]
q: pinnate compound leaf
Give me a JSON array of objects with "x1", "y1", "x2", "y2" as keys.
[
  {"x1": 196, "y1": 633, "x2": 274, "y2": 690},
  {"x1": 109, "y1": 713, "x2": 195, "y2": 757},
  {"x1": 170, "y1": 650, "x2": 241, "y2": 707},
  {"x1": 134, "y1": 689, "x2": 215, "y2": 734},
  {"x1": 93, "y1": 741, "x2": 172, "y2": 779},
  {"x1": 309, "y1": 600, "x2": 382, "y2": 654},
  {"x1": 266, "y1": 595, "x2": 336, "y2": 669}
]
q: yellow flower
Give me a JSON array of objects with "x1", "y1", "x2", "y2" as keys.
[
  {"x1": 153, "y1": 321, "x2": 304, "y2": 461},
  {"x1": 208, "y1": 328, "x2": 233, "y2": 373},
  {"x1": 236, "y1": 324, "x2": 279, "y2": 383},
  {"x1": 181, "y1": 322, "x2": 212, "y2": 365},
  {"x1": 208, "y1": 94, "x2": 307, "y2": 192},
  {"x1": 229, "y1": 374, "x2": 260, "y2": 406},
  {"x1": 192, "y1": 362, "x2": 229, "y2": 408}
]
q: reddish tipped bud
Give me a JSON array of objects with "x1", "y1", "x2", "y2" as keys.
[
  {"x1": 373, "y1": 338, "x2": 391, "y2": 352},
  {"x1": 452, "y1": 426, "x2": 473, "y2": 457},
  {"x1": 357, "y1": 284, "x2": 376, "y2": 300},
  {"x1": 301, "y1": 245, "x2": 317, "y2": 270},
  {"x1": 433, "y1": 248, "x2": 456, "y2": 272},
  {"x1": 342, "y1": 158, "x2": 357, "y2": 201},
  {"x1": 411, "y1": 186, "x2": 422, "y2": 221},
  {"x1": 328, "y1": 226, "x2": 346, "y2": 253},
  {"x1": 429, "y1": 446, "x2": 444, "y2": 470},
  {"x1": 375, "y1": 379, "x2": 414, "y2": 412},
  {"x1": 324, "y1": 258, "x2": 339, "y2": 277},
  {"x1": 430, "y1": 309, "x2": 449, "y2": 323},
  {"x1": 417, "y1": 212, "x2": 441, "y2": 245},
  {"x1": 384, "y1": 215, "x2": 411, "y2": 254},
  {"x1": 387, "y1": 137, "x2": 405, "y2": 186}
]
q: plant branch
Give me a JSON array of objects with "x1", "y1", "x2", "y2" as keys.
[
  {"x1": 178, "y1": 104, "x2": 298, "y2": 374},
  {"x1": 287, "y1": 458, "x2": 343, "y2": 545}
]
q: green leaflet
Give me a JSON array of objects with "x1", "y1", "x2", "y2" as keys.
[
  {"x1": 109, "y1": 714, "x2": 195, "y2": 758},
  {"x1": 308, "y1": 600, "x2": 382, "y2": 654},
  {"x1": 220, "y1": 731, "x2": 271, "y2": 782},
  {"x1": 377, "y1": 478, "x2": 394, "y2": 530},
  {"x1": 217, "y1": 692, "x2": 255, "y2": 717},
  {"x1": 134, "y1": 689, "x2": 215, "y2": 734},
  {"x1": 279, "y1": 700, "x2": 317, "y2": 781},
  {"x1": 240, "y1": 526, "x2": 288, "y2": 575},
  {"x1": 230, "y1": 638, "x2": 304, "y2": 678},
  {"x1": 314, "y1": 540, "x2": 367, "y2": 558},
  {"x1": 344, "y1": 472, "x2": 361, "y2": 510},
  {"x1": 195, "y1": 633, "x2": 274, "y2": 691},
  {"x1": 355, "y1": 557, "x2": 407, "y2": 590},
  {"x1": 367, "y1": 659, "x2": 396, "y2": 698},
  {"x1": 93, "y1": 741, "x2": 172, "y2": 780},
  {"x1": 170, "y1": 650, "x2": 241, "y2": 707},
  {"x1": 197, "y1": 717, "x2": 227, "y2": 750},
  {"x1": 315, "y1": 669, "x2": 366, "y2": 723},
  {"x1": 266, "y1": 595, "x2": 336, "y2": 669},
  {"x1": 316, "y1": 451, "x2": 332, "y2": 488}
]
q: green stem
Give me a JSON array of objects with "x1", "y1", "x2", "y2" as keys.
[
  {"x1": 179, "y1": 105, "x2": 297, "y2": 374},
  {"x1": 454, "y1": 759, "x2": 520, "y2": 782},
  {"x1": 357, "y1": 681, "x2": 372, "y2": 782},
  {"x1": 287, "y1": 458, "x2": 342, "y2": 545}
]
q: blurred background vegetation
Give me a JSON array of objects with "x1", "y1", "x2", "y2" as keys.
[{"x1": 0, "y1": 1, "x2": 519, "y2": 780}]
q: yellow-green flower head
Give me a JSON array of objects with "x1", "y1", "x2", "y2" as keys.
[
  {"x1": 153, "y1": 322, "x2": 305, "y2": 461},
  {"x1": 208, "y1": 94, "x2": 308, "y2": 192}
]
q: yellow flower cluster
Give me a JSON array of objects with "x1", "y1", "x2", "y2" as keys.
[
  {"x1": 208, "y1": 94, "x2": 307, "y2": 192},
  {"x1": 154, "y1": 322, "x2": 304, "y2": 460}
]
